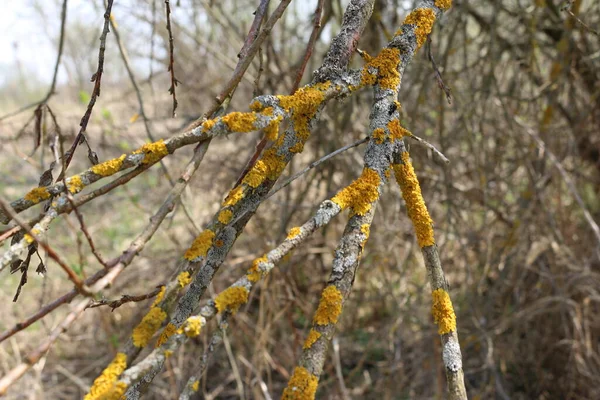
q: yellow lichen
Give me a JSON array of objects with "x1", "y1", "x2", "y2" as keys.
[
  {"x1": 152, "y1": 286, "x2": 166, "y2": 307},
  {"x1": 393, "y1": 152, "x2": 435, "y2": 247},
  {"x1": 360, "y1": 48, "x2": 401, "y2": 90},
  {"x1": 242, "y1": 148, "x2": 286, "y2": 188},
  {"x1": 262, "y1": 107, "x2": 274, "y2": 116},
  {"x1": 289, "y1": 141, "x2": 304, "y2": 153},
  {"x1": 214, "y1": 286, "x2": 249, "y2": 314},
  {"x1": 202, "y1": 118, "x2": 217, "y2": 133},
  {"x1": 24, "y1": 187, "x2": 51, "y2": 204},
  {"x1": 313, "y1": 285, "x2": 343, "y2": 326},
  {"x1": 373, "y1": 128, "x2": 386, "y2": 144},
  {"x1": 435, "y1": 0, "x2": 452, "y2": 10},
  {"x1": 264, "y1": 115, "x2": 283, "y2": 141},
  {"x1": 282, "y1": 367, "x2": 319, "y2": 400},
  {"x1": 221, "y1": 112, "x2": 258, "y2": 133},
  {"x1": 191, "y1": 380, "x2": 200, "y2": 392},
  {"x1": 247, "y1": 255, "x2": 268, "y2": 283},
  {"x1": 303, "y1": 329, "x2": 321, "y2": 350},
  {"x1": 431, "y1": 288, "x2": 456, "y2": 335},
  {"x1": 387, "y1": 119, "x2": 411, "y2": 141},
  {"x1": 331, "y1": 168, "x2": 381, "y2": 215},
  {"x1": 184, "y1": 229, "x2": 215, "y2": 261},
  {"x1": 164, "y1": 350, "x2": 173, "y2": 358},
  {"x1": 132, "y1": 307, "x2": 167, "y2": 347},
  {"x1": 404, "y1": 8, "x2": 436, "y2": 49},
  {"x1": 360, "y1": 224, "x2": 370, "y2": 239},
  {"x1": 156, "y1": 323, "x2": 178, "y2": 347},
  {"x1": 222, "y1": 186, "x2": 245, "y2": 207},
  {"x1": 67, "y1": 175, "x2": 85, "y2": 194},
  {"x1": 184, "y1": 316, "x2": 203, "y2": 337},
  {"x1": 218, "y1": 209, "x2": 233, "y2": 224},
  {"x1": 91, "y1": 154, "x2": 127, "y2": 177},
  {"x1": 277, "y1": 82, "x2": 330, "y2": 144},
  {"x1": 134, "y1": 139, "x2": 169, "y2": 165},
  {"x1": 83, "y1": 353, "x2": 127, "y2": 400},
  {"x1": 178, "y1": 271, "x2": 192, "y2": 288},
  {"x1": 24, "y1": 228, "x2": 41, "y2": 244},
  {"x1": 287, "y1": 227, "x2": 302, "y2": 240}
]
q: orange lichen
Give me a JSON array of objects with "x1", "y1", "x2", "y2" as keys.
[
  {"x1": 282, "y1": 367, "x2": 319, "y2": 400},
  {"x1": 184, "y1": 229, "x2": 215, "y2": 260},
  {"x1": 373, "y1": 128, "x2": 386, "y2": 144},
  {"x1": 404, "y1": 8, "x2": 436, "y2": 49},
  {"x1": 242, "y1": 148, "x2": 286, "y2": 188},
  {"x1": 135, "y1": 139, "x2": 169, "y2": 165},
  {"x1": 393, "y1": 152, "x2": 435, "y2": 247},
  {"x1": 218, "y1": 209, "x2": 233, "y2": 224},
  {"x1": 387, "y1": 119, "x2": 411, "y2": 141},
  {"x1": 152, "y1": 286, "x2": 166, "y2": 307},
  {"x1": 435, "y1": 0, "x2": 452, "y2": 10},
  {"x1": 250, "y1": 100, "x2": 263, "y2": 112},
  {"x1": 215, "y1": 286, "x2": 249, "y2": 314},
  {"x1": 303, "y1": 329, "x2": 321, "y2": 349},
  {"x1": 156, "y1": 323, "x2": 178, "y2": 347},
  {"x1": 264, "y1": 115, "x2": 283, "y2": 141},
  {"x1": 331, "y1": 168, "x2": 381, "y2": 215},
  {"x1": 277, "y1": 82, "x2": 330, "y2": 144},
  {"x1": 287, "y1": 227, "x2": 302, "y2": 240},
  {"x1": 91, "y1": 154, "x2": 127, "y2": 177},
  {"x1": 184, "y1": 316, "x2": 203, "y2": 337},
  {"x1": 202, "y1": 118, "x2": 217, "y2": 133},
  {"x1": 431, "y1": 288, "x2": 456, "y2": 335},
  {"x1": 191, "y1": 380, "x2": 200, "y2": 392},
  {"x1": 360, "y1": 48, "x2": 401, "y2": 90},
  {"x1": 223, "y1": 186, "x2": 245, "y2": 207},
  {"x1": 24, "y1": 187, "x2": 51, "y2": 203},
  {"x1": 247, "y1": 255, "x2": 268, "y2": 283},
  {"x1": 178, "y1": 271, "x2": 192, "y2": 288},
  {"x1": 313, "y1": 285, "x2": 343, "y2": 326},
  {"x1": 83, "y1": 352, "x2": 127, "y2": 400},
  {"x1": 221, "y1": 112, "x2": 258, "y2": 133},
  {"x1": 215, "y1": 239, "x2": 224, "y2": 247},
  {"x1": 67, "y1": 175, "x2": 84, "y2": 194},
  {"x1": 132, "y1": 306, "x2": 167, "y2": 347}
]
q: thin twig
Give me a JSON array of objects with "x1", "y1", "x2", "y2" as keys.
[
  {"x1": 87, "y1": 286, "x2": 163, "y2": 311},
  {"x1": 165, "y1": 0, "x2": 179, "y2": 117},
  {"x1": 427, "y1": 36, "x2": 452, "y2": 105}
]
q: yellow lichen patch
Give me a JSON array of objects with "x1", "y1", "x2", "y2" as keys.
[
  {"x1": 184, "y1": 316, "x2": 203, "y2": 338},
  {"x1": 264, "y1": 115, "x2": 283, "y2": 141},
  {"x1": 178, "y1": 271, "x2": 192, "y2": 288},
  {"x1": 83, "y1": 352, "x2": 127, "y2": 400},
  {"x1": 24, "y1": 228, "x2": 41, "y2": 244},
  {"x1": 373, "y1": 128, "x2": 386, "y2": 144},
  {"x1": 360, "y1": 48, "x2": 401, "y2": 90},
  {"x1": 91, "y1": 154, "x2": 127, "y2": 177},
  {"x1": 313, "y1": 285, "x2": 343, "y2": 326},
  {"x1": 24, "y1": 187, "x2": 51, "y2": 203},
  {"x1": 282, "y1": 367, "x2": 319, "y2": 400},
  {"x1": 247, "y1": 255, "x2": 268, "y2": 282},
  {"x1": 303, "y1": 329, "x2": 321, "y2": 350},
  {"x1": 152, "y1": 286, "x2": 166, "y2": 307},
  {"x1": 277, "y1": 82, "x2": 330, "y2": 143},
  {"x1": 135, "y1": 139, "x2": 169, "y2": 165},
  {"x1": 393, "y1": 152, "x2": 435, "y2": 247},
  {"x1": 184, "y1": 229, "x2": 215, "y2": 260},
  {"x1": 387, "y1": 119, "x2": 411, "y2": 141},
  {"x1": 191, "y1": 380, "x2": 200, "y2": 392},
  {"x1": 289, "y1": 141, "x2": 304, "y2": 153},
  {"x1": 221, "y1": 112, "x2": 258, "y2": 133},
  {"x1": 67, "y1": 175, "x2": 85, "y2": 194},
  {"x1": 132, "y1": 307, "x2": 167, "y2": 347},
  {"x1": 250, "y1": 100, "x2": 263, "y2": 112},
  {"x1": 431, "y1": 288, "x2": 456, "y2": 335},
  {"x1": 331, "y1": 168, "x2": 381, "y2": 215},
  {"x1": 435, "y1": 0, "x2": 452, "y2": 10},
  {"x1": 218, "y1": 209, "x2": 233, "y2": 224},
  {"x1": 164, "y1": 350, "x2": 173, "y2": 358},
  {"x1": 360, "y1": 224, "x2": 371, "y2": 240},
  {"x1": 156, "y1": 323, "x2": 178, "y2": 347},
  {"x1": 223, "y1": 186, "x2": 245, "y2": 207},
  {"x1": 215, "y1": 286, "x2": 249, "y2": 314},
  {"x1": 287, "y1": 227, "x2": 302, "y2": 240},
  {"x1": 404, "y1": 8, "x2": 436, "y2": 49},
  {"x1": 202, "y1": 118, "x2": 217, "y2": 133},
  {"x1": 243, "y1": 148, "x2": 286, "y2": 188}
]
